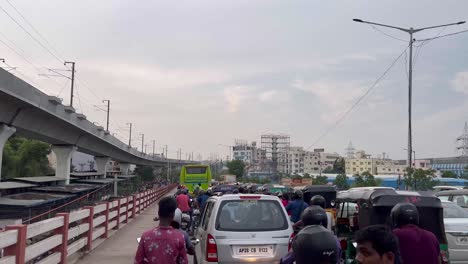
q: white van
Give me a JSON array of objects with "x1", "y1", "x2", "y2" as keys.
[{"x1": 194, "y1": 194, "x2": 294, "y2": 263}]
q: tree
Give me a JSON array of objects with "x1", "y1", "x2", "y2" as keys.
[
  {"x1": 441, "y1": 171, "x2": 458, "y2": 178},
  {"x1": 404, "y1": 168, "x2": 439, "y2": 191},
  {"x1": 462, "y1": 166, "x2": 468, "y2": 180},
  {"x1": 352, "y1": 171, "x2": 382, "y2": 187},
  {"x1": 226, "y1": 160, "x2": 245, "y2": 179},
  {"x1": 333, "y1": 158, "x2": 346, "y2": 174},
  {"x1": 303, "y1": 173, "x2": 312, "y2": 178},
  {"x1": 2, "y1": 136, "x2": 53, "y2": 179},
  {"x1": 334, "y1": 174, "x2": 350, "y2": 190},
  {"x1": 312, "y1": 175, "x2": 328, "y2": 185},
  {"x1": 322, "y1": 167, "x2": 334, "y2": 173}
]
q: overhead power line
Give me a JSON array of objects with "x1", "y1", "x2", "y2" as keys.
[
  {"x1": 370, "y1": 25, "x2": 407, "y2": 42},
  {"x1": 0, "y1": 4, "x2": 63, "y2": 65},
  {"x1": 416, "y1": 28, "x2": 468, "y2": 42},
  {"x1": 4, "y1": 0, "x2": 64, "y2": 60},
  {"x1": 306, "y1": 44, "x2": 410, "y2": 150}
]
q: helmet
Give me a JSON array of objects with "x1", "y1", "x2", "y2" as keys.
[
  {"x1": 293, "y1": 190, "x2": 303, "y2": 200},
  {"x1": 391, "y1": 202, "x2": 419, "y2": 228},
  {"x1": 310, "y1": 195, "x2": 326, "y2": 209},
  {"x1": 301, "y1": 206, "x2": 328, "y2": 227},
  {"x1": 292, "y1": 225, "x2": 337, "y2": 264},
  {"x1": 173, "y1": 208, "x2": 182, "y2": 225}
]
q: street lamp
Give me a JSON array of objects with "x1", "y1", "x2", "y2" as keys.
[{"x1": 353, "y1": 18, "x2": 465, "y2": 169}]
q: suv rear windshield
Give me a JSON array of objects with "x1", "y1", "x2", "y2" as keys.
[{"x1": 215, "y1": 199, "x2": 288, "y2": 232}]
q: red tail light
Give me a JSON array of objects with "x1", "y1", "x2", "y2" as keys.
[
  {"x1": 440, "y1": 250, "x2": 449, "y2": 264},
  {"x1": 206, "y1": 234, "x2": 218, "y2": 262},
  {"x1": 288, "y1": 233, "x2": 295, "y2": 252},
  {"x1": 340, "y1": 239, "x2": 347, "y2": 250}
]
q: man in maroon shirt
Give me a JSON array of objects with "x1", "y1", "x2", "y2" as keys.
[
  {"x1": 391, "y1": 202, "x2": 441, "y2": 264},
  {"x1": 135, "y1": 197, "x2": 188, "y2": 264}
]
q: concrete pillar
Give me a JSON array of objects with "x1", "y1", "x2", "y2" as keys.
[
  {"x1": 52, "y1": 145, "x2": 77, "y2": 185},
  {"x1": 0, "y1": 124, "x2": 16, "y2": 181},
  {"x1": 94, "y1": 156, "x2": 110, "y2": 178},
  {"x1": 119, "y1": 163, "x2": 131, "y2": 175}
]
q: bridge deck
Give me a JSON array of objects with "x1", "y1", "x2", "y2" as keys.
[{"x1": 75, "y1": 189, "x2": 178, "y2": 264}]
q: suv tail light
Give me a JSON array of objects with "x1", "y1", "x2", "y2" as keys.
[
  {"x1": 288, "y1": 233, "x2": 295, "y2": 252},
  {"x1": 440, "y1": 250, "x2": 449, "y2": 264},
  {"x1": 206, "y1": 234, "x2": 218, "y2": 262},
  {"x1": 340, "y1": 239, "x2": 347, "y2": 250}
]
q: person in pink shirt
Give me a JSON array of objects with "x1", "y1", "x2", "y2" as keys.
[
  {"x1": 176, "y1": 189, "x2": 191, "y2": 212},
  {"x1": 135, "y1": 197, "x2": 188, "y2": 264}
]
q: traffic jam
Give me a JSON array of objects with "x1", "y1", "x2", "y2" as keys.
[{"x1": 169, "y1": 184, "x2": 468, "y2": 263}]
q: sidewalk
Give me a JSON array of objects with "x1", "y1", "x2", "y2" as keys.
[{"x1": 76, "y1": 189, "x2": 177, "y2": 264}]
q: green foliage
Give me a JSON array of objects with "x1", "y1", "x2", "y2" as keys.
[
  {"x1": 226, "y1": 160, "x2": 245, "y2": 179},
  {"x1": 404, "y1": 168, "x2": 439, "y2": 191},
  {"x1": 441, "y1": 171, "x2": 458, "y2": 178},
  {"x1": 352, "y1": 171, "x2": 382, "y2": 187},
  {"x1": 334, "y1": 174, "x2": 350, "y2": 190},
  {"x1": 462, "y1": 166, "x2": 468, "y2": 180},
  {"x1": 312, "y1": 175, "x2": 328, "y2": 185},
  {"x1": 322, "y1": 167, "x2": 334, "y2": 173},
  {"x1": 292, "y1": 173, "x2": 302, "y2": 179},
  {"x1": 303, "y1": 173, "x2": 312, "y2": 178},
  {"x1": 135, "y1": 166, "x2": 155, "y2": 182},
  {"x1": 2, "y1": 136, "x2": 53, "y2": 179},
  {"x1": 333, "y1": 158, "x2": 346, "y2": 174}
]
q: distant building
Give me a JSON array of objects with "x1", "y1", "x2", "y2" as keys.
[
  {"x1": 286, "y1": 147, "x2": 340, "y2": 175},
  {"x1": 232, "y1": 141, "x2": 264, "y2": 164},
  {"x1": 430, "y1": 156, "x2": 468, "y2": 177}
]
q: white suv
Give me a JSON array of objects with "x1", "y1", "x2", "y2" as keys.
[{"x1": 194, "y1": 194, "x2": 294, "y2": 263}]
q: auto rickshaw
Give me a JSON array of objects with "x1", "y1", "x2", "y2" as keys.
[
  {"x1": 335, "y1": 188, "x2": 449, "y2": 264},
  {"x1": 302, "y1": 185, "x2": 337, "y2": 218}
]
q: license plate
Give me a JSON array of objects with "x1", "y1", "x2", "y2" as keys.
[
  {"x1": 234, "y1": 245, "x2": 273, "y2": 256},
  {"x1": 457, "y1": 236, "x2": 468, "y2": 244}
]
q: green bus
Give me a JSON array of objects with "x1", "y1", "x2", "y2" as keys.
[{"x1": 180, "y1": 164, "x2": 212, "y2": 192}]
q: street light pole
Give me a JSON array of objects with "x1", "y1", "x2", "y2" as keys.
[
  {"x1": 127, "y1": 123, "x2": 132, "y2": 147},
  {"x1": 103, "y1": 100, "x2": 110, "y2": 131},
  {"x1": 64, "y1": 61, "x2": 75, "y2": 107},
  {"x1": 140, "y1": 133, "x2": 144, "y2": 153},
  {"x1": 353, "y1": 19, "x2": 465, "y2": 169}
]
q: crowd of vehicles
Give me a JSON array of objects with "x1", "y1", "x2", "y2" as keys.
[{"x1": 175, "y1": 165, "x2": 468, "y2": 263}]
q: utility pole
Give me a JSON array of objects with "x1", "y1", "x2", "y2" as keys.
[
  {"x1": 103, "y1": 100, "x2": 110, "y2": 131},
  {"x1": 127, "y1": 123, "x2": 132, "y2": 147},
  {"x1": 353, "y1": 19, "x2": 465, "y2": 169},
  {"x1": 140, "y1": 133, "x2": 144, "y2": 153},
  {"x1": 152, "y1": 140, "x2": 156, "y2": 157},
  {"x1": 64, "y1": 61, "x2": 75, "y2": 107}
]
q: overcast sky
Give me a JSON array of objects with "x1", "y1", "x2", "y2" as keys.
[{"x1": 1, "y1": 0, "x2": 468, "y2": 160}]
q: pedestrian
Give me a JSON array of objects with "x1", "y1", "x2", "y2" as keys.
[
  {"x1": 285, "y1": 190, "x2": 308, "y2": 223},
  {"x1": 135, "y1": 197, "x2": 188, "y2": 264},
  {"x1": 281, "y1": 206, "x2": 341, "y2": 264},
  {"x1": 391, "y1": 202, "x2": 440, "y2": 264},
  {"x1": 355, "y1": 225, "x2": 401, "y2": 264}
]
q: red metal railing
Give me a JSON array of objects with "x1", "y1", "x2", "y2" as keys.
[{"x1": 0, "y1": 184, "x2": 177, "y2": 264}]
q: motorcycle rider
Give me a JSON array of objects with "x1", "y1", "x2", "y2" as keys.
[
  {"x1": 172, "y1": 208, "x2": 195, "y2": 255},
  {"x1": 282, "y1": 206, "x2": 339, "y2": 264},
  {"x1": 285, "y1": 190, "x2": 308, "y2": 223},
  {"x1": 391, "y1": 202, "x2": 440, "y2": 264}
]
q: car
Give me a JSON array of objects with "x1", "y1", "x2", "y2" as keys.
[
  {"x1": 194, "y1": 194, "x2": 294, "y2": 263},
  {"x1": 436, "y1": 189, "x2": 468, "y2": 210},
  {"x1": 434, "y1": 186, "x2": 465, "y2": 192},
  {"x1": 441, "y1": 201, "x2": 468, "y2": 264}
]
